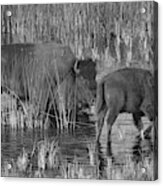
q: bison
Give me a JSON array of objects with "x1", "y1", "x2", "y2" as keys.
[
  {"x1": 96, "y1": 68, "x2": 155, "y2": 142},
  {"x1": 74, "y1": 58, "x2": 97, "y2": 115},
  {"x1": 1, "y1": 43, "x2": 77, "y2": 127}
]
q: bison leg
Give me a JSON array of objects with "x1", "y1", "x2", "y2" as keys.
[
  {"x1": 133, "y1": 113, "x2": 144, "y2": 140},
  {"x1": 105, "y1": 108, "x2": 118, "y2": 143},
  {"x1": 96, "y1": 108, "x2": 107, "y2": 142},
  {"x1": 140, "y1": 101, "x2": 154, "y2": 122}
]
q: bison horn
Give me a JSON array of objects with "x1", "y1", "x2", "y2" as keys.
[{"x1": 74, "y1": 60, "x2": 80, "y2": 74}]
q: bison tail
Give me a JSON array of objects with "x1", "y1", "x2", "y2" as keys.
[{"x1": 95, "y1": 81, "x2": 105, "y2": 115}]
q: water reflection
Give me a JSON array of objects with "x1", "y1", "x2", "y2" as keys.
[
  {"x1": 96, "y1": 141, "x2": 108, "y2": 179},
  {"x1": 95, "y1": 134, "x2": 154, "y2": 180},
  {"x1": 132, "y1": 135, "x2": 153, "y2": 164},
  {"x1": 1, "y1": 124, "x2": 154, "y2": 179}
]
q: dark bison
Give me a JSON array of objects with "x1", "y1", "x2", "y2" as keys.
[
  {"x1": 1, "y1": 43, "x2": 77, "y2": 125},
  {"x1": 74, "y1": 58, "x2": 97, "y2": 113},
  {"x1": 96, "y1": 68, "x2": 155, "y2": 142}
]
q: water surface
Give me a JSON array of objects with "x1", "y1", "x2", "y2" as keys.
[{"x1": 1, "y1": 114, "x2": 154, "y2": 179}]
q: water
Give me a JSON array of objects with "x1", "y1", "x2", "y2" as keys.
[{"x1": 1, "y1": 114, "x2": 154, "y2": 179}]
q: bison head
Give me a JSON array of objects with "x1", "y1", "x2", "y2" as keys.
[
  {"x1": 74, "y1": 58, "x2": 97, "y2": 118},
  {"x1": 74, "y1": 58, "x2": 97, "y2": 92}
]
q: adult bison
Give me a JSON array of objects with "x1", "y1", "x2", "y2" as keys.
[
  {"x1": 96, "y1": 68, "x2": 155, "y2": 142},
  {"x1": 74, "y1": 59, "x2": 155, "y2": 141},
  {"x1": 1, "y1": 43, "x2": 77, "y2": 127}
]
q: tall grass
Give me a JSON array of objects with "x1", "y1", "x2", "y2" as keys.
[
  {"x1": 1, "y1": 44, "x2": 77, "y2": 130},
  {"x1": 1, "y1": 2, "x2": 155, "y2": 72},
  {"x1": 1, "y1": 81, "x2": 76, "y2": 130}
]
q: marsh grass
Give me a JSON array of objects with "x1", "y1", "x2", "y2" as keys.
[
  {"x1": 1, "y1": 138, "x2": 154, "y2": 180},
  {"x1": 1, "y1": 43, "x2": 79, "y2": 130},
  {"x1": 105, "y1": 155, "x2": 154, "y2": 180},
  {"x1": 1, "y1": 69, "x2": 77, "y2": 131},
  {"x1": 1, "y1": 92, "x2": 45, "y2": 129},
  {"x1": 1, "y1": 68, "x2": 93, "y2": 131},
  {"x1": 1, "y1": 3, "x2": 155, "y2": 74}
]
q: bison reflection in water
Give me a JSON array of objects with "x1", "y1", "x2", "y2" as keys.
[{"x1": 96, "y1": 135, "x2": 154, "y2": 180}]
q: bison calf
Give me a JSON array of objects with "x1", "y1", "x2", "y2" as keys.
[{"x1": 96, "y1": 68, "x2": 154, "y2": 142}]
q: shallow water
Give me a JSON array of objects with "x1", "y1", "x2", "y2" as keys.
[{"x1": 1, "y1": 114, "x2": 154, "y2": 179}]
